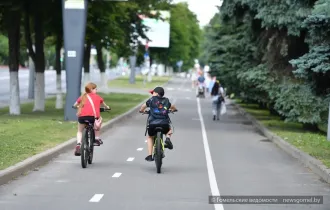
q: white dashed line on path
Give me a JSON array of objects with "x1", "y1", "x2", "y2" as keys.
[
  {"x1": 112, "y1": 173, "x2": 122, "y2": 178},
  {"x1": 89, "y1": 194, "x2": 104, "y2": 202},
  {"x1": 137, "y1": 148, "x2": 143, "y2": 151},
  {"x1": 127, "y1": 157, "x2": 135, "y2": 161}
]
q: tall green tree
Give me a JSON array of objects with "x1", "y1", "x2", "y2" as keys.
[{"x1": 202, "y1": 0, "x2": 330, "y2": 130}]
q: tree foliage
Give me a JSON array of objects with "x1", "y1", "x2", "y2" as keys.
[{"x1": 202, "y1": 0, "x2": 330, "y2": 129}]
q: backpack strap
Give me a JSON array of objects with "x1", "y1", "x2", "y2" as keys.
[{"x1": 86, "y1": 94, "x2": 97, "y2": 118}]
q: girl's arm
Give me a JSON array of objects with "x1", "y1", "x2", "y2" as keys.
[
  {"x1": 72, "y1": 101, "x2": 79, "y2": 108},
  {"x1": 102, "y1": 101, "x2": 110, "y2": 109}
]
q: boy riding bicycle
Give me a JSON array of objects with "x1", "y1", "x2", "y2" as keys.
[{"x1": 139, "y1": 87, "x2": 177, "y2": 161}]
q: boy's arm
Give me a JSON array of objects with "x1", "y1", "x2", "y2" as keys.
[
  {"x1": 169, "y1": 104, "x2": 177, "y2": 111},
  {"x1": 139, "y1": 103, "x2": 147, "y2": 112},
  {"x1": 140, "y1": 98, "x2": 151, "y2": 112}
]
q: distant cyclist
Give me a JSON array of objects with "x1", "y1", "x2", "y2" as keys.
[
  {"x1": 139, "y1": 87, "x2": 177, "y2": 161},
  {"x1": 196, "y1": 71, "x2": 206, "y2": 97},
  {"x1": 72, "y1": 82, "x2": 110, "y2": 156}
]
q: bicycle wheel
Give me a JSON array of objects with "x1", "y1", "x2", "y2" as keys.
[
  {"x1": 88, "y1": 129, "x2": 95, "y2": 164},
  {"x1": 154, "y1": 131, "x2": 163, "y2": 173},
  {"x1": 81, "y1": 128, "x2": 89, "y2": 168}
]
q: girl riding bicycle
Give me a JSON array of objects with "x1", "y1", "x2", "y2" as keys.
[{"x1": 72, "y1": 82, "x2": 110, "y2": 156}]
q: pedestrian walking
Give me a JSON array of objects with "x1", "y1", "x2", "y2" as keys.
[{"x1": 210, "y1": 80, "x2": 225, "y2": 120}]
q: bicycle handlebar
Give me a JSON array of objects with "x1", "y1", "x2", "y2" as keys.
[
  {"x1": 100, "y1": 107, "x2": 111, "y2": 112},
  {"x1": 139, "y1": 109, "x2": 178, "y2": 115}
]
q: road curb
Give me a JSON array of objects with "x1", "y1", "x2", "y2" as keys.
[
  {"x1": 231, "y1": 100, "x2": 330, "y2": 184},
  {"x1": 0, "y1": 99, "x2": 146, "y2": 186}
]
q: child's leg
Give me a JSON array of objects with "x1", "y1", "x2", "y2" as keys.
[
  {"x1": 94, "y1": 120, "x2": 103, "y2": 144},
  {"x1": 77, "y1": 123, "x2": 85, "y2": 144}
]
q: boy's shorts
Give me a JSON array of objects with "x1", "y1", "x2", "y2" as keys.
[{"x1": 147, "y1": 124, "x2": 170, "y2": 136}]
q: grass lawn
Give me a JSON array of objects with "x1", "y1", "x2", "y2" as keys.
[
  {"x1": 236, "y1": 100, "x2": 330, "y2": 168},
  {"x1": 108, "y1": 75, "x2": 171, "y2": 90},
  {"x1": 0, "y1": 93, "x2": 148, "y2": 170}
]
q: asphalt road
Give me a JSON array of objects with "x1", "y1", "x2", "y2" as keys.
[
  {"x1": 0, "y1": 77, "x2": 329, "y2": 210},
  {"x1": 0, "y1": 68, "x2": 119, "y2": 107}
]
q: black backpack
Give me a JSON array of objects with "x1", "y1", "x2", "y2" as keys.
[{"x1": 148, "y1": 96, "x2": 171, "y2": 124}]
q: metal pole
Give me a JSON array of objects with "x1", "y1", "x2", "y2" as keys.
[
  {"x1": 28, "y1": 56, "x2": 35, "y2": 99},
  {"x1": 145, "y1": 42, "x2": 152, "y2": 82},
  {"x1": 327, "y1": 103, "x2": 330, "y2": 140},
  {"x1": 62, "y1": 0, "x2": 88, "y2": 121},
  {"x1": 129, "y1": 55, "x2": 136, "y2": 84},
  {"x1": 129, "y1": 38, "x2": 137, "y2": 84}
]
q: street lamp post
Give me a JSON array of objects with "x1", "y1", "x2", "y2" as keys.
[
  {"x1": 62, "y1": 0, "x2": 129, "y2": 121},
  {"x1": 129, "y1": 26, "x2": 138, "y2": 84},
  {"x1": 62, "y1": 0, "x2": 88, "y2": 121}
]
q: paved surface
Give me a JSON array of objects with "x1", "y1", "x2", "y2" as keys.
[
  {"x1": 0, "y1": 68, "x2": 119, "y2": 107},
  {"x1": 0, "y1": 77, "x2": 329, "y2": 210}
]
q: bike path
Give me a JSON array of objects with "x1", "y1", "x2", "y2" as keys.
[
  {"x1": 0, "y1": 77, "x2": 214, "y2": 210},
  {"x1": 0, "y1": 77, "x2": 330, "y2": 210},
  {"x1": 199, "y1": 95, "x2": 330, "y2": 209}
]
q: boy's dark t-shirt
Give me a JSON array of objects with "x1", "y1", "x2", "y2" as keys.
[{"x1": 146, "y1": 96, "x2": 171, "y2": 125}]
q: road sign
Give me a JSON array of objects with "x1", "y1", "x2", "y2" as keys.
[{"x1": 176, "y1": 60, "x2": 183, "y2": 67}]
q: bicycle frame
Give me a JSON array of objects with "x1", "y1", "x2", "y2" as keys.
[{"x1": 72, "y1": 106, "x2": 111, "y2": 168}]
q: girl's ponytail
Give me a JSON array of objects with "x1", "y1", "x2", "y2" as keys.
[
  {"x1": 77, "y1": 82, "x2": 97, "y2": 116},
  {"x1": 77, "y1": 92, "x2": 87, "y2": 115}
]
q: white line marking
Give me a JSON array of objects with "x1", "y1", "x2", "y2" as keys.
[
  {"x1": 127, "y1": 157, "x2": 135, "y2": 161},
  {"x1": 137, "y1": 148, "x2": 143, "y2": 151},
  {"x1": 112, "y1": 172, "x2": 122, "y2": 178},
  {"x1": 56, "y1": 180, "x2": 69, "y2": 183},
  {"x1": 145, "y1": 140, "x2": 147, "y2": 143},
  {"x1": 89, "y1": 194, "x2": 104, "y2": 202},
  {"x1": 196, "y1": 98, "x2": 224, "y2": 210}
]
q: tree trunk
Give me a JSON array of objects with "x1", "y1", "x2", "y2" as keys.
[
  {"x1": 82, "y1": 41, "x2": 91, "y2": 91},
  {"x1": 96, "y1": 45, "x2": 108, "y2": 92},
  {"x1": 55, "y1": 32, "x2": 63, "y2": 109},
  {"x1": 303, "y1": 123, "x2": 319, "y2": 132},
  {"x1": 33, "y1": 12, "x2": 45, "y2": 111},
  {"x1": 7, "y1": 10, "x2": 21, "y2": 115},
  {"x1": 258, "y1": 102, "x2": 266, "y2": 109}
]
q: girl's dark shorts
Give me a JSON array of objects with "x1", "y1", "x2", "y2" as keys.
[{"x1": 78, "y1": 116, "x2": 98, "y2": 124}]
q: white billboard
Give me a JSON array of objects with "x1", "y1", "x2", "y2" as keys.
[{"x1": 138, "y1": 11, "x2": 170, "y2": 48}]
